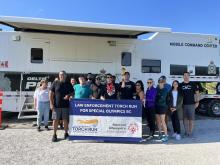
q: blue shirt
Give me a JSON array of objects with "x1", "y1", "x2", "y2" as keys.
[
  {"x1": 164, "y1": 83, "x2": 172, "y2": 92},
  {"x1": 74, "y1": 84, "x2": 92, "y2": 99}
]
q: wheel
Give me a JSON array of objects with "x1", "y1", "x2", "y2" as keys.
[
  {"x1": 216, "y1": 83, "x2": 220, "y2": 94},
  {"x1": 208, "y1": 100, "x2": 220, "y2": 117}
]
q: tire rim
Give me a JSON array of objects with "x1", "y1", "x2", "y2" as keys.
[{"x1": 212, "y1": 103, "x2": 220, "y2": 115}]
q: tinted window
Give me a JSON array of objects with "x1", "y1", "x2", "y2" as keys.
[
  {"x1": 195, "y1": 66, "x2": 219, "y2": 76},
  {"x1": 170, "y1": 65, "x2": 187, "y2": 75},
  {"x1": 142, "y1": 59, "x2": 161, "y2": 73},
  {"x1": 121, "y1": 52, "x2": 131, "y2": 66},
  {"x1": 31, "y1": 48, "x2": 43, "y2": 63}
]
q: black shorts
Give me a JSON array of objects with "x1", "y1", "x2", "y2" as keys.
[{"x1": 155, "y1": 106, "x2": 167, "y2": 115}]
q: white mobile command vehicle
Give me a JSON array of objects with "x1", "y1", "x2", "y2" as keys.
[{"x1": 0, "y1": 16, "x2": 219, "y2": 119}]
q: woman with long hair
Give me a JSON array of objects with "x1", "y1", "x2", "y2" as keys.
[
  {"x1": 168, "y1": 80, "x2": 183, "y2": 140},
  {"x1": 155, "y1": 78, "x2": 169, "y2": 142}
]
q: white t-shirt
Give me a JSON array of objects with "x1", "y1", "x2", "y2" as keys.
[
  {"x1": 172, "y1": 91, "x2": 178, "y2": 107},
  {"x1": 34, "y1": 88, "x2": 50, "y2": 102}
]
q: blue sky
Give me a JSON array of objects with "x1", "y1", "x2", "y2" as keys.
[{"x1": 0, "y1": 0, "x2": 220, "y2": 35}]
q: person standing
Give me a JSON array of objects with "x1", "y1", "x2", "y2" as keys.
[
  {"x1": 34, "y1": 79, "x2": 50, "y2": 131},
  {"x1": 49, "y1": 71, "x2": 74, "y2": 142},
  {"x1": 90, "y1": 76, "x2": 104, "y2": 99},
  {"x1": 74, "y1": 76, "x2": 92, "y2": 99},
  {"x1": 119, "y1": 72, "x2": 136, "y2": 100},
  {"x1": 168, "y1": 80, "x2": 183, "y2": 140},
  {"x1": 100, "y1": 73, "x2": 119, "y2": 100},
  {"x1": 145, "y1": 78, "x2": 157, "y2": 138},
  {"x1": 179, "y1": 72, "x2": 200, "y2": 137},
  {"x1": 155, "y1": 78, "x2": 169, "y2": 142}
]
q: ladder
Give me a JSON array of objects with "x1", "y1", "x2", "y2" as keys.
[{"x1": 18, "y1": 96, "x2": 37, "y2": 119}]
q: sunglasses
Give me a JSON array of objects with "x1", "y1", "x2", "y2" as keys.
[
  {"x1": 147, "y1": 82, "x2": 152, "y2": 84},
  {"x1": 96, "y1": 78, "x2": 101, "y2": 80},
  {"x1": 107, "y1": 76, "x2": 112, "y2": 78}
]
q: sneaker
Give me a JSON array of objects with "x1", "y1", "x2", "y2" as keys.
[
  {"x1": 52, "y1": 134, "x2": 58, "y2": 142},
  {"x1": 45, "y1": 126, "x2": 49, "y2": 131},
  {"x1": 60, "y1": 124, "x2": 64, "y2": 130},
  {"x1": 64, "y1": 133, "x2": 69, "y2": 140},
  {"x1": 188, "y1": 133, "x2": 196, "y2": 140},
  {"x1": 161, "y1": 135, "x2": 169, "y2": 142},
  {"x1": 176, "y1": 134, "x2": 181, "y2": 140},
  {"x1": 157, "y1": 133, "x2": 162, "y2": 140},
  {"x1": 37, "y1": 126, "x2": 41, "y2": 132},
  {"x1": 172, "y1": 133, "x2": 177, "y2": 138}
]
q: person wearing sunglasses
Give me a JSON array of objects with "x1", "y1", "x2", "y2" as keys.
[
  {"x1": 155, "y1": 78, "x2": 169, "y2": 142},
  {"x1": 145, "y1": 78, "x2": 157, "y2": 138},
  {"x1": 168, "y1": 80, "x2": 183, "y2": 140},
  {"x1": 100, "y1": 73, "x2": 119, "y2": 100},
  {"x1": 91, "y1": 75, "x2": 104, "y2": 99}
]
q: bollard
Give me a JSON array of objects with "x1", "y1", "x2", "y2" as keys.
[{"x1": 0, "y1": 89, "x2": 7, "y2": 130}]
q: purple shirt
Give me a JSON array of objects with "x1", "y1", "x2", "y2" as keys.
[{"x1": 145, "y1": 86, "x2": 157, "y2": 108}]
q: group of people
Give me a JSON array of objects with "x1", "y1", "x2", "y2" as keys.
[{"x1": 33, "y1": 70, "x2": 200, "y2": 142}]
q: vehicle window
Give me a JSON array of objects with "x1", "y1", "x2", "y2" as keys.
[
  {"x1": 142, "y1": 59, "x2": 161, "y2": 73},
  {"x1": 31, "y1": 48, "x2": 43, "y2": 63}
]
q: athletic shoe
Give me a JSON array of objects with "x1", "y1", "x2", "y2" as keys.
[
  {"x1": 172, "y1": 133, "x2": 177, "y2": 138},
  {"x1": 161, "y1": 135, "x2": 169, "y2": 142},
  {"x1": 64, "y1": 133, "x2": 69, "y2": 140},
  {"x1": 52, "y1": 134, "x2": 58, "y2": 142},
  {"x1": 37, "y1": 126, "x2": 41, "y2": 132},
  {"x1": 176, "y1": 134, "x2": 181, "y2": 140}
]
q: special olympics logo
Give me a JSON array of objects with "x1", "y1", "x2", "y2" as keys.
[{"x1": 128, "y1": 123, "x2": 139, "y2": 134}]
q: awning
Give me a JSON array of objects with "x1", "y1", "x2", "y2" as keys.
[{"x1": 0, "y1": 16, "x2": 172, "y2": 38}]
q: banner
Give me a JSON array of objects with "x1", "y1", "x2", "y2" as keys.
[{"x1": 69, "y1": 99, "x2": 142, "y2": 142}]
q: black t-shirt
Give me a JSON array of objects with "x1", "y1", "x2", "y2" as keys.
[
  {"x1": 119, "y1": 81, "x2": 136, "y2": 100},
  {"x1": 50, "y1": 80, "x2": 74, "y2": 108},
  {"x1": 101, "y1": 83, "x2": 119, "y2": 100},
  {"x1": 179, "y1": 82, "x2": 199, "y2": 105}
]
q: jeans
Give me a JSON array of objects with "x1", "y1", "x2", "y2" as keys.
[{"x1": 37, "y1": 101, "x2": 50, "y2": 127}]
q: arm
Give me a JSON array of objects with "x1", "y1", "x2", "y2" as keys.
[
  {"x1": 195, "y1": 90, "x2": 200, "y2": 108},
  {"x1": 49, "y1": 91, "x2": 55, "y2": 111}
]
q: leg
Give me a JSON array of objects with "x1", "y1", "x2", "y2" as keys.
[
  {"x1": 156, "y1": 114, "x2": 162, "y2": 134},
  {"x1": 43, "y1": 102, "x2": 50, "y2": 127},
  {"x1": 189, "y1": 120, "x2": 194, "y2": 134},
  {"x1": 53, "y1": 119, "x2": 59, "y2": 135},
  {"x1": 37, "y1": 102, "x2": 43, "y2": 127},
  {"x1": 150, "y1": 108, "x2": 156, "y2": 134},
  {"x1": 174, "y1": 110, "x2": 181, "y2": 134},
  {"x1": 62, "y1": 108, "x2": 69, "y2": 134},
  {"x1": 171, "y1": 112, "x2": 177, "y2": 133},
  {"x1": 160, "y1": 114, "x2": 168, "y2": 135}
]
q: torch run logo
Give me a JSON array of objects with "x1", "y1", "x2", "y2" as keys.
[{"x1": 128, "y1": 122, "x2": 139, "y2": 134}]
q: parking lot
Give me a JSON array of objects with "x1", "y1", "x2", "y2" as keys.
[{"x1": 0, "y1": 114, "x2": 220, "y2": 165}]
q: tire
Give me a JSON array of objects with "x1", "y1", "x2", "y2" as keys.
[
  {"x1": 208, "y1": 100, "x2": 220, "y2": 117},
  {"x1": 216, "y1": 83, "x2": 220, "y2": 94}
]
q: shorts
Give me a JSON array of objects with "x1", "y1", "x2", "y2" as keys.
[
  {"x1": 155, "y1": 106, "x2": 167, "y2": 115},
  {"x1": 183, "y1": 104, "x2": 195, "y2": 120},
  {"x1": 52, "y1": 108, "x2": 69, "y2": 120}
]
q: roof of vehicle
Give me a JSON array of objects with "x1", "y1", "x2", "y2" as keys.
[{"x1": 0, "y1": 16, "x2": 172, "y2": 38}]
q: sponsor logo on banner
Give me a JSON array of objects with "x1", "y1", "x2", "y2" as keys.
[
  {"x1": 128, "y1": 122, "x2": 139, "y2": 134},
  {"x1": 107, "y1": 123, "x2": 127, "y2": 134},
  {"x1": 72, "y1": 118, "x2": 99, "y2": 134}
]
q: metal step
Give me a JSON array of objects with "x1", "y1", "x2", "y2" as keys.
[
  {"x1": 21, "y1": 109, "x2": 36, "y2": 113},
  {"x1": 18, "y1": 115, "x2": 38, "y2": 119},
  {"x1": 24, "y1": 103, "x2": 34, "y2": 106}
]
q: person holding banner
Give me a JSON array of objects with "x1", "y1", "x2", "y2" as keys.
[
  {"x1": 49, "y1": 71, "x2": 74, "y2": 142},
  {"x1": 74, "y1": 76, "x2": 93, "y2": 99},
  {"x1": 100, "y1": 73, "x2": 119, "y2": 100},
  {"x1": 145, "y1": 78, "x2": 157, "y2": 138},
  {"x1": 134, "y1": 80, "x2": 145, "y2": 119},
  {"x1": 155, "y1": 77, "x2": 169, "y2": 142},
  {"x1": 34, "y1": 79, "x2": 50, "y2": 131}
]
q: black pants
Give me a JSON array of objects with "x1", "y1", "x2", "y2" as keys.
[
  {"x1": 146, "y1": 107, "x2": 156, "y2": 134},
  {"x1": 171, "y1": 110, "x2": 181, "y2": 134}
]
